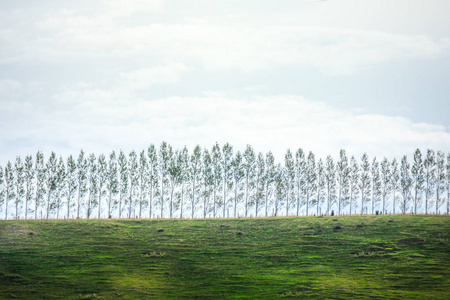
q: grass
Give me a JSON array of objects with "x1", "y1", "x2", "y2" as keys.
[{"x1": 0, "y1": 215, "x2": 449, "y2": 299}]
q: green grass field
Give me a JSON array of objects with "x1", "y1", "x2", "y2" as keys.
[{"x1": 1, "y1": 215, "x2": 449, "y2": 299}]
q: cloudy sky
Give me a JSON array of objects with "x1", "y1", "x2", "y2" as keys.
[{"x1": 1, "y1": 0, "x2": 449, "y2": 164}]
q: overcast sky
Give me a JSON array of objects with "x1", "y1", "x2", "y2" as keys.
[{"x1": 1, "y1": 0, "x2": 449, "y2": 164}]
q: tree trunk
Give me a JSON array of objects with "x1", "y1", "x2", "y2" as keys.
[
  {"x1": 46, "y1": 190, "x2": 51, "y2": 219},
  {"x1": 234, "y1": 179, "x2": 238, "y2": 218},
  {"x1": 77, "y1": 184, "x2": 81, "y2": 219},
  {"x1": 245, "y1": 173, "x2": 249, "y2": 217}
]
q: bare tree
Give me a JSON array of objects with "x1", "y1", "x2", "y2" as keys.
[
  {"x1": 86, "y1": 153, "x2": 98, "y2": 219},
  {"x1": 66, "y1": 155, "x2": 77, "y2": 219},
  {"x1": 243, "y1": 145, "x2": 255, "y2": 217},
  {"x1": 370, "y1": 157, "x2": 381, "y2": 215},
  {"x1": 232, "y1": 151, "x2": 244, "y2": 218},
  {"x1": 264, "y1": 152, "x2": 276, "y2": 217},
  {"x1": 380, "y1": 158, "x2": 391, "y2": 214},
  {"x1": 390, "y1": 158, "x2": 400, "y2": 214},
  {"x1": 24, "y1": 155, "x2": 35, "y2": 219},
  {"x1": 76, "y1": 150, "x2": 88, "y2": 219},
  {"x1": 4, "y1": 162, "x2": 15, "y2": 220},
  {"x1": 315, "y1": 158, "x2": 325, "y2": 216},
  {"x1": 423, "y1": 149, "x2": 435, "y2": 214},
  {"x1": 294, "y1": 149, "x2": 306, "y2": 216},
  {"x1": 411, "y1": 149, "x2": 424, "y2": 214},
  {"x1": 14, "y1": 156, "x2": 25, "y2": 219},
  {"x1": 147, "y1": 145, "x2": 158, "y2": 219},
  {"x1": 348, "y1": 156, "x2": 359, "y2": 215},
  {"x1": 400, "y1": 155, "x2": 412, "y2": 214},
  {"x1": 35, "y1": 151, "x2": 46, "y2": 219},
  {"x1": 45, "y1": 152, "x2": 57, "y2": 219},
  {"x1": 325, "y1": 155, "x2": 336, "y2": 215},
  {"x1": 284, "y1": 149, "x2": 295, "y2": 216},
  {"x1": 106, "y1": 151, "x2": 118, "y2": 218},
  {"x1": 97, "y1": 154, "x2": 107, "y2": 219},
  {"x1": 435, "y1": 151, "x2": 445, "y2": 214},
  {"x1": 336, "y1": 150, "x2": 350, "y2": 215},
  {"x1": 189, "y1": 145, "x2": 202, "y2": 218}
]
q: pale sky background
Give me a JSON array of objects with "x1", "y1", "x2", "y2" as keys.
[{"x1": 1, "y1": 0, "x2": 450, "y2": 164}]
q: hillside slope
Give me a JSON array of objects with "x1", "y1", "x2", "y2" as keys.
[{"x1": 1, "y1": 215, "x2": 449, "y2": 299}]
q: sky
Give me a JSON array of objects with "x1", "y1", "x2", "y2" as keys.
[{"x1": 1, "y1": 0, "x2": 450, "y2": 164}]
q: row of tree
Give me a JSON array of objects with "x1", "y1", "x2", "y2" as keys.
[{"x1": 1, "y1": 143, "x2": 449, "y2": 220}]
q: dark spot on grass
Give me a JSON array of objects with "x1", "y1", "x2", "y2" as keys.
[
  {"x1": 333, "y1": 226, "x2": 342, "y2": 232},
  {"x1": 158, "y1": 229, "x2": 164, "y2": 233},
  {"x1": 236, "y1": 232, "x2": 243, "y2": 236},
  {"x1": 398, "y1": 238, "x2": 424, "y2": 244},
  {"x1": 333, "y1": 219, "x2": 338, "y2": 221},
  {"x1": 388, "y1": 220, "x2": 393, "y2": 223}
]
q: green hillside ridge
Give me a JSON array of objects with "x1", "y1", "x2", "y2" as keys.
[{"x1": 1, "y1": 215, "x2": 449, "y2": 299}]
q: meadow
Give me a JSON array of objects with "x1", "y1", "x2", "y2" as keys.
[{"x1": 1, "y1": 215, "x2": 449, "y2": 299}]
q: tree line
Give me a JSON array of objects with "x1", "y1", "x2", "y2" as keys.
[{"x1": 1, "y1": 143, "x2": 449, "y2": 220}]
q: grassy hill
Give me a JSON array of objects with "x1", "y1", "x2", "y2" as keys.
[{"x1": 1, "y1": 215, "x2": 449, "y2": 299}]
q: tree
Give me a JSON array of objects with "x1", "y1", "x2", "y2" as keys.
[
  {"x1": 423, "y1": 149, "x2": 435, "y2": 214},
  {"x1": 24, "y1": 155, "x2": 34, "y2": 219},
  {"x1": 118, "y1": 150, "x2": 128, "y2": 218},
  {"x1": 137, "y1": 150, "x2": 148, "y2": 218},
  {"x1": 106, "y1": 151, "x2": 118, "y2": 218},
  {"x1": 35, "y1": 151, "x2": 46, "y2": 219},
  {"x1": 273, "y1": 163, "x2": 285, "y2": 217},
  {"x1": 45, "y1": 152, "x2": 57, "y2": 219},
  {"x1": 411, "y1": 149, "x2": 424, "y2": 214},
  {"x1": 211, "y1": 143, "x2": 222, "y2": 218},
  {"x1": 54, "y1": 156, "x2": 66, "y2": 219},
  {"x1": 348, "y1": 156, "x2": 359, "y2": 215},
  {"x1": 179, "y1": 146, "x2": 189, "y2": 218},
  {"x1": 158, "y1": 142, "x2": 171, "y2": 218},
  {"x1": 325, "y1": 155, "x2": 336, "y2": 215},
  {"x1": 232, "y1": 151, "x2": 244, "y2": 218},
  {"x1": 14, "y1": 156, "x2": 25, "y2": 219},
  {"x1": 147, "y1": 145, "x2": 159, "y2": 219},
  {"x1": 167, "y1": 149, "x2": 180, "y2": 219},
  {"x1": 97, "y1": 154, "x2": 107, "y2": 219},
  {"x1": 390, "y1": 158, "x2": 400, "y2": 214},
  {"x1": 359, "y1": 153, "x2": 371, "y2": 215},
  {"x1": 128, "y1": 150, "x2": 139, "y2": 218},
  {"x1": 380, "y1": 158, "x2": 391, "y2": 214},
  {"x1": 284, "y1": 149, "x2": 295, "y2": 216},
  {"x1": 86, "y1": 153, "x2": 98, "y2": 219},
  {"x1": 315, "y1": 158, "x2": 325, "y2": 216},
  {"x1": 0, "y1": 166, "x2": 4, "y2": 218},
  {"x1": 446, "y1": 153, "x2": 450, "y2": 215},
  {"x1": 189, "y1": 145, "x2": 202, "y2": 218},
  {"x1": 221, "y1": 143, "x2": 233, "y2": 218},
  {"x1": 66, "y1": 155, "x2": 77, "y2": 219},
  {"x1": 294, "y1": 149, "x2": 306, "y2": 216},
  {"x1": 305, "y1": 152, "x2": 316, "y2": 216},
  {"x1": 202, "y1": 148, "x2": 213, "y2": 218},
  {"x1": 264, "y1": 152, "x2": 276, "y2": 217},
  {"x1": 435, "y1": 151, "x2": 445, "y2": 214},
  {"x1": 243, "y1": 145, "x2": 255, "y2": 217},
  {"x1": 400, "y1": 155, "x2": 412, "y2": 214},
  {"x1": 370, "y1": 157, "x2": 381, "y2": 215},
  {"x1": 4, "y1": 162, "x2": 15, "y2": 220},
  {"x1": 336, "y1": 149, "x2": 350, "y2": 215},
  {"x1": 76, "y1": 150, "x2": 88, "y2": 219},
  {"x1": 255, "y1": 152, "x2": 265, "y2": 217}
]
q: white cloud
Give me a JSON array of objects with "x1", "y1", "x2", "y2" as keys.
[
  {"x1": 2, "y1": 6, "x2": 445, "y2": 74},
  {"x1": 1, "y1": 86, "x2": 449, "y2": 164},
  {"x1": 120, "y1": 64, "x2": 189, "y2": 89}
]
